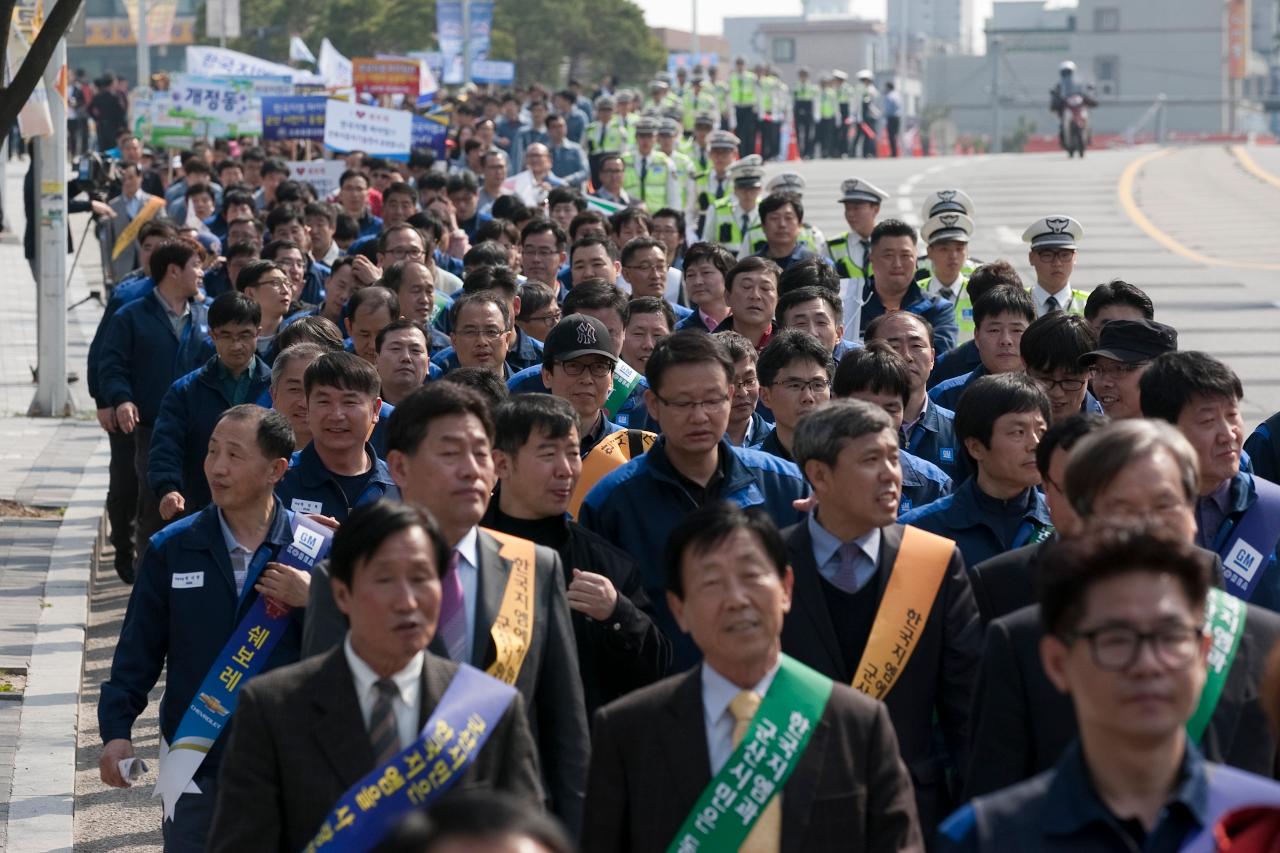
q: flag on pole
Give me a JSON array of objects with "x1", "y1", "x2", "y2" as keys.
[{"x1": 289, "y1": 36, "x2": 316, "y2": 64}]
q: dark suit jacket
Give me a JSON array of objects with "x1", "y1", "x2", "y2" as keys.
[
  {"x1": 964, "y1": 602, "x2": 1280, "y2": 800},
  {"x1": 581, "y1": 665, "x2": 923, "y2": 853},
  {"x1": 300, "y1": 528, "x2": 589, "y2": 833},
  {"x1": 208, "y1": 648, "x2": 542, "y2": 853},
  {"x1": 969, "y1": 540, "x2": 1050, "y2": 627},
  {"x1": 779, "y1": 521, "x2": 983, "y2": 836}
]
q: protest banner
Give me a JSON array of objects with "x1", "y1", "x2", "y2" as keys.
[
  {"x1": 262, "y1": 96, "x2": 327, "y2": 141},
  {"x1": 323, "y1": 99, "x2": 413, "y2": 161},
  {"x1": 286, "y1": 160, "x2": 347, "y2": 198},
  {"x1": 353, "y1": 57, "x2": 420, "y2": 99}
]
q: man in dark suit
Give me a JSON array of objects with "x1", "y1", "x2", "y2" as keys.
[
  {"x1": 780, "y1": 399, "x2": 982, "y2": 836},
  {"x1": 209, "y1": 501, "x2": 543, "y2": 853},
  {"x1": 583, "y1": 502, "x2": 922, "y2": 853},
  {"x1": 300, "y1": 383, "x2": 589, "y2": 832},
  {"x1": 966, "y1": 419, "x2": 1280, "y2": 801}
]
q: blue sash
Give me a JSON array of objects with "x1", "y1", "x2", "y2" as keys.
[
  {"x1": 1178, "y1": 763, "x2": 1280, "y2": 852},
  {"x1": 1012, "y1": 517, "x2": 1053, "y2": 549},
  {"x1": 303, "y1": 664, "x2": 518, "y2": 853},
  {"x1": 155, "y1": 514, "x2": 333, "y2": 818},
  {"x1": 1218, "y1": 477, "x2": 1280, "y2": 602}
]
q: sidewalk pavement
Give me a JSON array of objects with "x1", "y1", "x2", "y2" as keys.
[{"x1": 0, "y1": 161, "x2": 162, "y2": 852}]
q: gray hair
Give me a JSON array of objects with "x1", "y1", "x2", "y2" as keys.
[
  {"x1": 270, "y1": 342, "x2": 326, "y2": 390},
  {"x1": 1064, "y1": 419, "x2": 1200, "y2": 518},
  {"x1": 792, "y1": 399, "x2": 894, "y2": 479}
]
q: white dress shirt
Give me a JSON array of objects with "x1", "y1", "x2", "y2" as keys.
[
  {"x1": 453, "y1": 526, "x2": 481, "y2": 665},
  {"x1": 1031, "y1": 282, "x2": 1078, "y2": 317},
  {"x1": 701, "y1": 660, "x2": 780, "y2": 774},
  {"x1": 344, "y1": 636, "x2": 424, "y2": 751}
]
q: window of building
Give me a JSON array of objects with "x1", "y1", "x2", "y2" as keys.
[
  {"x1": 1094, "y1": 7, "x2": 1120, "y2": 31},
  {"x1": 771, "y1": 37, "x2": 795, "y2": 64},
  {"x1": 1094, "y1": 55, "x2": 1119, "y2": 96}
]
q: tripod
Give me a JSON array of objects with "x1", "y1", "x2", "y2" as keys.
[{"x1": 66, "y1": 215, "x2": 104, "y2": 312}]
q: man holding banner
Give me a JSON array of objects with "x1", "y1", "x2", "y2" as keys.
[
  {"x1": 209, "y1": 500, "x2": 543, "y2": 853},
  {"x1": 582, "y1": 501, "x2": 921, "y2": 851},
  {"x1": 779, "y1": 399, "x2": 983, "y2": 837},
  {"x1": 98, "y1": 406, "x2": 318, "y2": 851}
]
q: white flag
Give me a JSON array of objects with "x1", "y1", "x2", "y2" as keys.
[
  {"x1": 318, "y1": 38, "x2": 352, "y2": 88},
  {"x1": 289, "y1": 35, "x2": 316, "y2": 65}
]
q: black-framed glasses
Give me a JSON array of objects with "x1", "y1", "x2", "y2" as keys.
[
  {"x1": 527, "y1": 310, "x2": 562, "y2": 328},
  {"x1": 557, "y1": 360, "x2": 612, "y2": 378},
  {"x1": 773, "y1": 378, "x2": 831, "y2": 396},
  {"x1": 1030, "y1": 373, "x2": 1090, "y2": 392},
  {"x1": 1067, "y1": 623, "x2": 1203, "y2": 672}
]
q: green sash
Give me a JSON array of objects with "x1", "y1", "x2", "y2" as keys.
[
  {"x1": 604, "y1": 359, "x2": 644, "y2": 417},
  {"x1": 1187, "y1": 587, "x2": 1246, "y2": 743},
  {"x1": 666, "y1": 655, "x2": 833, "y2": 853}
]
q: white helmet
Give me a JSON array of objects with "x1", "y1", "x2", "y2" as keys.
[{"x1": 1059, "y1": 60, "x2": 1077, "y2": 74}]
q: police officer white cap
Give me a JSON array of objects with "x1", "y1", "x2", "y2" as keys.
[
  {"x1": 730, "y1": 155, "x2": 765, "y2": 188},
  {"x1": 922, "y1": 212, "x2": 975, "y2": 245},
  {"x1": 1022, "y1": 215, "x2": 1083, "y2": 250},
  {"x1": 658, "y1": 117, "x2": 681, "y2": 137},
  {"x1": 616, "y1": 90, "x2": 635, "y2": 103},
  {"x1": 635, "y1": 115, "x2": 660, "y2": 135},
  {"x1": 766, "y1": 172, "x2": 807, "y2": 195},
  {"x1": 695, "y1": 111, "x2": 718, "y2": 127},
  {"x1": 649, "y1": 78, "x2": 669, "y2": 91},
  {"x1": 832, "y1": 70, "x2": 849, "y2": 82},
  {"x1": 837, "y1": 178, "x2": 890, "y2": 204},
  {"x1": 856, "y1": 69, "x2": 874, "y2": 81},
  {"x1": 708, "y1": 130, "x2": 740, "y2": 150},
  {"x1": 920, "y1": 188, "x2": 975, "y2": 221},
  {"x1": 594, "y1": 95, "x2": 616, "y2": 111}
]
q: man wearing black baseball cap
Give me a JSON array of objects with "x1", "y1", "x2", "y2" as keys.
[{"x1": 1078, "y1": 319, "x2": 1177, "y2": 419}]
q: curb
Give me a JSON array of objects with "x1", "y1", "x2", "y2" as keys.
[{"x1": 5, "y1": 433, "x2": 108, "y2": 853}]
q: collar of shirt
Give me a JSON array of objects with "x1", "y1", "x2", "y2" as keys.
[
  {"x1": 932, "y1": 273, "x2": 964, "y2": 296},
  {"x1": 454, "y1": 525, "x2": 480, "y2": 573},
  {"x1": 698, "y1": 308, "x2": 721, "y2": 332},
  {"x1": 1032, "y1": 282, "x2": 1073, "y2": 311},
  {"x1": 701, "y1": 659, "x2": 781, "y2": 774},
  {"x1": 1206, "y1": 477, "x2": 1233, "y2": 515},
  {"x1": 216, "y1": 507, "x2": 259, "y2": 594},
  {"x1": 807, "y1": 512, "x2": 881, "y2": 582},
  {"x1": 152, "y1": 287, "x2": 191, "y2": 321},
  {"x1": 901, "y1": 395, "x2": 930, "y2": 438},
  {"x1": 343, "y1": 634, "x2": 423, "y2": 745}
]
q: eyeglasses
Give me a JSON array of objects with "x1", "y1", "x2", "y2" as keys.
[
  {"x1": 275, "y1": 258, "x2": 305, "y2": 269},
  {"x1": 455, "y1": 328, "x2": 508, "y2": 341},
  {"x1": 652, "y1": 392, "x2": 732, "y2": 414},
  {"x1": 254, "y1": 277, "x2": 292, "y2": 292},
  {"x1": 1094, "y1": 361, "x2": 1149, "y2": 378},
  {"x1": 1067, "y1": 623, "x2": 1203, "y2": 672},
  {"x1": 527, "y1": 310, "x2": 562, "y2": 328},
  {"x1": 1030, "y1": 373, "x2": 1090, "y2": 392},
  {"x1": 1035, "y1": 249, "x2": 1076, "y2": 263},
  {"x1": 386, "y1": 247, "x2": 426, "y2": 260},
  {"x1": 733, "y1": 377, "x2": 759, "y2": 392},
  {"x1": 773, "y1": 378, "x2": 831, "y2": 396},
  {"x1": 558, "y1": 360, "x2": 613, "y2": 377}
]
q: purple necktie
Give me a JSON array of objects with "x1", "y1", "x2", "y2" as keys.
[{"x1": 438, "y1": 550, "x2": 467, "y2": 663}]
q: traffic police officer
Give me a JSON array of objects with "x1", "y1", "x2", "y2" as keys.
[
  {"x1": 1022, "y1": 215, "x2": 1088, "y2": 316},
  {"x1": 621, "y1": 116, "x2": 678, "y2": 210},
  {"x1": 758, "y1": 64, "x2": 786, "y2": 160},
  {"x1": 615, "y1": 89, "x2": 639, "y2": 145},
  {"x1": 742, "y1": 172, "x2": 828, "y2": 258},
  {"x1": 793, "y1": 66, "x2": 818, "y2": 158},
  {"x1": 681, "y1": 71, "x2": 718, "y2": 134},
  {"x1": 585, "y1": 95, "x2": 626, "y2": 186},
  {"x1": 689, "y1": 128, "x2": 739, "y2": 242},
  {"x1": 680, "y1": 110, "x2": 717, "y2": 173},
  {"x1": 729, "y1": 56, "x2": 759, "y2": 157},
  {"x1": 826, "y1": 177, "x2": 889, "y2": 284},
  {"x1": 919, "y1": 211, "x2": 978, "y2": 341},
  {"x1": 834, "y1": 70, "x2": 853, "y2": 156},
  {"x1": 700, "y1": 154, "x2": 764, "y2": 255},
  {"x1": 656, "y1": 116, "x2": 694, "y2": 210}
]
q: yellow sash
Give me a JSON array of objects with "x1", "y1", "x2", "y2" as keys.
[
  {"x1": 111, "y1": 196, "x2": 167, "y2": 260},
  {"x1": 479, "y1": 528, "x2": 537, "y2": 685},
  {"x1": 851, "y1": 526, "x2": 953, "y2": 701},
  {"x1": 568, "y1": 428, "x2": 656, "y2": 519}
]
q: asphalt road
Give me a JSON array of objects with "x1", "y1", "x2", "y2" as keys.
[{"x1": 763, "y1": 144, "x2": 1280, "y2": 428}]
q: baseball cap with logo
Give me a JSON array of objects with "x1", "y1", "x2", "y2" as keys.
[{"x1": 542, "y1": 314, "x2": 618, "y2": 365}]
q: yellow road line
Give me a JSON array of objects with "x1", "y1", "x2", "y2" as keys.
[
  {"x1": 1231, "y1": 144, "x2": 1280, "y2": 193},
  {"x1": 1117, "y1": 147, "x2": 1280, "y2": 271}
]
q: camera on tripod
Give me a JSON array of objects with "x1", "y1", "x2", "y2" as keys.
[{"x1": 74, "y1": 150, "x2": 117, "y2": 204}]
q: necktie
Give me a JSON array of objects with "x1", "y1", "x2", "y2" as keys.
[
  {"x1": 729, "y1": 691, "x2": 782, "y2": 853},
  {"x1": 828, "y1": 541, "x2": 871, "y2": 594},
  {"x1": 939, "y1": 285, "x2": 954, "y2": 301},
  {"x1": 639, "y1": 157, "x2": 648, "y2": 199},
  {"x1": 859, "y1": 239, "x2": 871, "y2": 279},
  {"x1": 1045, "y1": 295, "x2": 1060, "y2": 314},
  {"x1": 368, "y1": 678, "x2": 401, "y2": 765},
  {"x1": 741, "y1": 213, "x2": 750, "y2": 237},
  {"x1": 715, "y1": 178, "x2": 725, "y2": 200},
  {"x1": 438, "y1": 550, "x2": 467, "y2": 663},
  {"x1": 598, "y1": 122, "x2": 606, "y2": 148}
]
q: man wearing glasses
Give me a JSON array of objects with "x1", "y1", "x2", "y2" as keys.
[
  {"x1": 1019, "y1": 312, "x2": 1102, "y2": 423},
  {"x1": 579, "y1": 331, "x2": 809, "y2": 669},
  {"x1": 1021, "y1": 215, "x2": 1089, "y2": 318},
  {"x1": 1079, "y1": 319, "x2": 1177, "y2": 420},
  {"x1": 448, "y1": 292, "x2": 518, "y2": 380},
  {"x1": 520, "y1": 219, "x2": 568, "y2": 290},
  {"x1": 753, "y1": 329, "x2": 832, "y2": 463}
]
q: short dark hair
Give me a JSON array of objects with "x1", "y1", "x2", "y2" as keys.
[
  {"x1": 338, "y1": 169, "x2": 368, "y2": 189},
  {"x1": 185, "y1": 183, "x2": 215, "y2": 201},
  {"x1": 778, "y1": 256, "x2": 841, "y2": 297},
  {"x1": 377, "y1": 223, "x2": 424, "y2": 255},
  {"x1": 756, "y1": 328, "x2": 831, "y2": 388},
  {"x1": 461, "y1": 265, "x2": 519, "y2": 299},
  {"x1": 609, "y1": 208, "x2": 652, "y2": 237},
  {"x1": 758, "y1": 191, "x2": 804, "y2": 224},
  {"x1": 386, "y1": 382, "x2": 495, "y2": 457},
  {"x1": 1038, "y1": 527, "x2": 1212, "y2": 638},
  {"x1": 216, "y1": 404, "x2": 295, "y2": 461},
  {"x1": 138, "y1": 220, "x2": 178, "y2": 244},
  {"x1": 412, "y1": 790, "x2": 574, "y2": 853},
  {"x1": 546, "y1": 186, "x2": 586, "y2": 212},
  {"x1": 1084, "y1": 279, "x2": 1155, "y2": 322},
  {"x1": 441, "y1": 368, "x2": 510, "y2": 410},
  {"x1": 967, "y1": 260, "x2": 1023, "y2": 304},
  {"x1": 777, "y1": 285, "x2": 842, "y2": 329},
  {"x1": 380, "y1": 260, "x2": 432, "y2": 297},
  {"x1": 265, "y1": 205, "x2": 304, "y2": 233},
  {"x1": 225, "y1": 241, "x2": 259, "y2": 264},
  {"x1": 1021, "y1": 312, "x2": 1097, "y2": 375},
  {"x1": 476, "y1": 218, "x2": 521, "y2": 245},
  {"x1": 570, "y1": 235, "x2": 618, "y2": 263},
  {"x1": 149, "y1": 239, "x2": 198, "y2": 282},
  {"x1": 276, "y1": 315, "x2": 345, "y2": 352},
  {"x1": 972, "y1": 284, "x2": 1035, "y2": 329},
  {"x1": 304, "y1": 350, "x2": 382, "y2": 398},
  {"x1": 712, "y1": 330, "x2": 758, "y2": 364},
  {"x1": 620, "y1": 236, "x2": 666, "y2": 268},
  {"x1": 221, "y1": 190, "x2": 256, "y2": 216},
  {"x1": 833, "y1": 343, "x2": 911, "y2": 406},
  {"x1": 384, "y1": 181, "x2": 417, "y2": 204},
  {"x1": 725, "y1": 256, "x2": 781, "y2": 292},
  {"x1": 493, "y1": 394, "x2": 576, "y2": 456},
  {"x1": 375, "y1": 318, "x2": 426, "y2": 353},
  {"x1": 568, "y1": 210, "x2": 610, "y2": 240},
  {"x1": 869, "y1": 219, "x2": 917, "y2": 247},
  {"x1": 261, "y1": 239, "x2": 304, "y2": 263},
  {"x1": 347, "y1": 285, "x2": 400, "y2": 324},
  {"x1": 652, "y1": 207, "x2": 686, "y2": 234},
  {"x1": 625, "y1": 295, "x2": 676, "y2": 330},
  {"x1": 447, "y1": 172, "x2": 479, "y2": 195},
  {"x1": 449, "y1": 290, "x2": 511, "y2": 328},
  {"x1": 490, "y1": 195, "x2": 530, "y2": 225},
  {"x1": 865, "y1": 310, "x2": 934, "y2": 347},
  {"x1": 1140, "y1": 351, "x2": 1243, "y2": 423},
  {"x1": 663, "y1": 502, "x2": 787, "y2": 598},
  {"x1": 793, "y1": 398, "x2": 896, "y2": 474},
  {"x1": 208, "y1": 291, "x2": 261, "y2": 329},
  {"x1": 1035, "y1": 411, "x2": 1109, "y2": 478},
  {"x1": 682, "y1": 241, "x2": 735, "y2": 277},
  {"x1": 563, "y1": 279, "x2": 627, "y2": 324},
  {"x1": 516, "y1": 281, "x2": 556, "y2": 321},
  {"x1": 463, "y1": 240, "x2": 509, "y2": 271},
  {"x1": 646, "y1": 330, "x2": 735, "y2": 395},
  {"x1": 955, "y1": 373, "x2": 1051, "y2": 450},
  {"x1": 303, "y1": 201, "x2": 337, "y2": 225},
  {"x1": 520, "y1": 218, "x2": 567, "y2": 250},
  {"x1": 334, "y1": 213, "x2": 360, "y2": 243},
  {"x1": 329, "y1": 500, "x2": 450, "y2": 588}
]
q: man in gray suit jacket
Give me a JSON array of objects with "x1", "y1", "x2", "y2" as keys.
[
  {"x1": 97, "y1": 162, "x2": 159, "y2": 287},
  {"x1": 301, "y1": 383, "x2": 590, "y2": 833},
  {"x1": 209, "y1": 501, "x2": 543, "y2": 853}
]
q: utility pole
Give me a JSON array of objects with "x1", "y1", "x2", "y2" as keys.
[
  {"x1": 990, "y1": 35, "x2": 1003, "y2": 153},
  {"x1": 135, "y1": 0, "x2": 150, "y2": 88},
  {"x1": 31, "y1": 37, "x2": 70, "y2": 417},
  {"x1": 462, "y1": 0, "x2": 471, "y2": 85}
]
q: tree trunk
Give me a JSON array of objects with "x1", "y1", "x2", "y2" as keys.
[{"x1": 0, "y1": 0, "x2": 83, "y2": 138}]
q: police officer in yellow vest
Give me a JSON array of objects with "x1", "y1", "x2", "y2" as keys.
[
  {"x1": 615, "y1": 90, "x2": 639, "y2": 147},
  {"x1": 657, "y1": 116, "x2": 694, "y2": 210},
  {"x1": 647, "y1": 77, "x2": 680, "y2": 115},
  {"x1": 793, "y1": 67, "x2": 818, "y2": 158},
  {"x1": 757, "y1": 64, "x2": 784, "y2": 161},
  {"x1": 834, "y1": 70, "x2": 853, "y2": 157},
  {"x1": 621, "y1": 116, "x2": 678, "y2": 211},
  {"x1": 826, "y1": 177, "x2": 888, "y2": 282},
  {"x1": 1022, "y1": 215, "x2": 1088, "y2": 316},
  {"x1": 919, "y1": 211, "x2": 977, "y2": 340},
  {"x1": 742, "y1": 172, "x2": 828, "y2": 258},
  {"x1": 681, "y1": 71, "x2": 719, "y2": 134},
  {"x1": 586, "y1": 95, "x2": 627, "y2": 187},
  {"x1": 680, "y1": 111, "x2": 717, "y2": 175},
  {"x1": 688, "y1": 128, "x2": 738, "y2": 243},
  {"x1": 700, "y1": 154, "x2": 763, "y2": 254},
  {"x1": 818, "y1": 73, "x2": 841, "y2": 158},
  {"x1": 729, "y1": 56, "x2": 759, "y2": 157},
  {"x1": 707, "y1": 65, "x2": 731, "y2": 130}
]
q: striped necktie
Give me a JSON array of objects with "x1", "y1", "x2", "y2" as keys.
[
  {"x1": 437, "y1": 550, "x2": 467, "y2": 662},
  {"x1": 368, "y1": 678, "x2": 401, "y2": 765}
]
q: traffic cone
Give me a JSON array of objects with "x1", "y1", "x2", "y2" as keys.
[{"x1": 786, "y1": 120, "x2": 800, "y2": 161}]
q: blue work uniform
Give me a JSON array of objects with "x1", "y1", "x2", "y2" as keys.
[
  {"x1": 900, "y1": 477, "x2": 1053, "y2": 569},
  {"x1": 929, "y1": 339, "x2": 980, "y2": 389},
  {"x1": 861, "y1": 279, "x2": 959, "y2": 356},
  {"x1": 899, "y1": 450, "x2": 953, "y2": 516},
  {"x1": 506, "y1": 363, "x2": 658, "y2": 432},
  {"x1": 1200, "y1": 470, "x2": 1280, "y2": 613},
  {"x1": 275, "y1": 443, "x2": 398, "y2": 523},
  {"x1": 904, "y1": 400, "x2": 962, "y2": 482}
]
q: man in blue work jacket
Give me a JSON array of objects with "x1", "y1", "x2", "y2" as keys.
[
  {"x1": 860, "y1": 219, "x2": 958, "y2": 355},
  {"x1": 274, "y1": 351, "x2": 398, "y2": 522},
  {"x1": 929, "y1": 285, "x2": 1034, "y2": 412},
  {"x1": 98, "y1": 238, "x2": 213, "y2": 575},
  {"x1": 98, "y1": 405, "x2": 308, "y2": 852},
  {"x1": 901, "y1": 373, "x2": 1053, "y2": 567},
  {"x1": 150, "y1": 292, "x2": 272, "y2": 526},
  {"x1": 578, "y1": 331, "x2": 809, "y2": 668}
]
